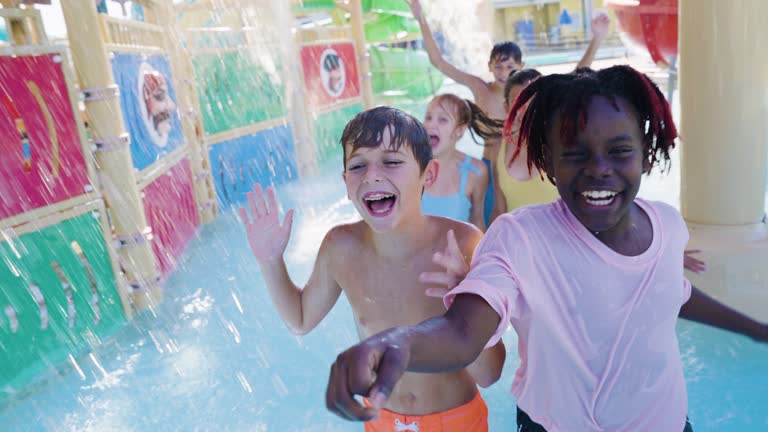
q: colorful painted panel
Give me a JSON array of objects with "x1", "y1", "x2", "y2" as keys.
[
  {"x1": 208, "y1": 125, "x2": 297, "y2": 208},
  {"x1": 312, "y1": 103, "x2": 363, "y2": 164},
  {"x1": 300, "y1": 42, "x2": 361, "y2": 108},
  {"x1": 191, "y1": 51, "x2": 286, "y2": 135},
  {"x1": 369, "y1": 46, "x2": 444, "y2": 100},
  {"x1": 111, "y1": 53, "x2": 184, "y2": 171},
  {"x1": 0, "y1": 209, "x2": 124, "y2": 390},
  {"x1": 142, "y1": 158, "x2": 200, "y2": 276},
  {"x1": 0, "y1": 53, "x2": 90, "y2": 220}
]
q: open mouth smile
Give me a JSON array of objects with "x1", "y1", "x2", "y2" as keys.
[
  {"x1": 362, "y1": 192, "x2": 396, "y2": 217},
  {"x1": 580, "y1": 190, "x2": 620, "y2": 207}
]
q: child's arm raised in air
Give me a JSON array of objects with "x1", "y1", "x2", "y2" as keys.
[
  {"x1": 240, "y1": 185, "x2": 342, "y2": 335},
  {"x1": 575, "y1": 14, "x2": 610, "y2": 70},
  {"x1": 420, "y1": 229, "x2": 505, "y2": 388},
  {"x1": 406, "y1": 0, "x2": 491, "y2": 99},
  {"x1": 679, "y1": 285, "x2": 768, "y2": 342}
]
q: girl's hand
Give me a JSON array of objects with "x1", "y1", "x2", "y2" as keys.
[
  {"x1": 683, "y1": 249, "x2": 707, "y2": 274},
  {"x1": 239, "y1": 185, "x2": 294, "y2": 264},
  {"x1": 326, "y1": 330, "x2": 410, "y2": 421},
  {"x1": 405, "y1": 0, "x2": 424, "y2": 22},
  {"x1": 419, "y1": 229, "x2": 469, "y2": 298},
  {"x1": 591, "y1": 13, "x2": 610, "y2": 40}
]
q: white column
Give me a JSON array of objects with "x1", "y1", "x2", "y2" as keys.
[{"x1": 679, "y1": 0, "x2": 768, "y2": 321}]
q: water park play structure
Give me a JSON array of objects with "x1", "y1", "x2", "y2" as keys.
[
  {"x1": 0, "y1": 0, "x2": 443, "y2": 390},
  {"x1": 0, "y1": 0, "x2": 766, "y2": 407}
]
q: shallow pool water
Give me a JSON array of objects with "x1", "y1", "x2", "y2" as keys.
[{"x1": 1, "y1": 156, "x2": 767, "y2": 431}]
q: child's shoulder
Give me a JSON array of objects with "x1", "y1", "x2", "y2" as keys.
[
  {"x1": 502, "y1": 200, "x2": 560, "y2": 223},
  {"x1": 636, "y1": 198, "x2": 685, "y2": 225},
  {"x1": 467, "y1": 155, "x2": 488, "y2": 174},
  {"x1": 635, "y1": 198, "x2": 690, "y2": 245},
  {"x1": 323, "y1": 221, "x2": 368, "y2": 249},
  {"x1": 427, "y1": 215, "x2": 483, "y2": 239},
  {"x1": 428, "y1": 215, "x2": 484, "y2": 254}
]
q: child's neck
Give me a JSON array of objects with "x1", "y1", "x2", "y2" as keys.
[
  {"x1": 429, "y1": 150, "x2": 462, "y2": 191},
  {"x1": 489, "y1": 81, "x2": 505, "y2": 94},
  {"x1": 368, "y1": 212, "x2": 432, "y2": 258},
  {"x1": 434, "y1": 148, "x2": 461, "y2": 164},
  {"x1": 591, "y1": 202, "x2": 653, "y2": 257}
]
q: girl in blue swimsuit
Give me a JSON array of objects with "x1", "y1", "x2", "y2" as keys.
[{"x1": 421, "y1": 94, "x2": 502, "y2": 231}]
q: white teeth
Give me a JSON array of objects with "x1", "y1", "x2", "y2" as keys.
[
  {"x1": 581, "y1": 190, "x2": 617, "y2": 199},
  {"x1": 585, "y1": 198, "x2": 614, "y2": 206},
  {"x1": 581, "y1": 190, "x2": 618, "y2": 206},
  {"x1": 364, "y1": 193, "x2": 393, "y2": 201}
]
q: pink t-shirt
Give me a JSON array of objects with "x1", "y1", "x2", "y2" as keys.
[{"x1": 445, "y1": 198, "x2": 692, "y2": 432}]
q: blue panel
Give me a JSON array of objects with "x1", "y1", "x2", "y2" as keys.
[
  {"x1": 207, "y1": 125, "x2": 298, "y2": 208},
  {"x1": 111, "y1": 53, "x2": 184, "y2": 171}
]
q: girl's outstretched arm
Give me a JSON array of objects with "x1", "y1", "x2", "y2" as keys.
[
  {"x1": 325, "y1": 293, "x2": 501, "y2": 421},
  {"x1": 679, "y1": 286, "x2": 768, "y2": 342},
  {"x1": 406, "y1": 0, "x2": 490, "y2": 98},
  {"x1": 468, "y1": 340, "x2": 505, "y2": 388}
]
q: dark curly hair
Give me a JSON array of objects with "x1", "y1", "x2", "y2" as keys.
[{"x1": 503, "y1": 65, "x2": 677, "y2": 181}]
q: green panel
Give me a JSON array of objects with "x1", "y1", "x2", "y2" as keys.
[
  {"x1": 291, "y1": 0, "x2": 336, "y2": 12},
  {"x1": 312, "y1": 103, "x2": 364, "y2": 164},
  {"x1": 379, "y1": 98, "x2": 429, "y2": 121},
  {"x1": 365, "y1": 14, "x2": 420, "y2": 42},
  {"x1": 292, "y1": 0, "x2": 410, "y2": 14},
  {"x1": 191, "y1": 51, "x2": 286, "y2": 135},
  {"x1": 0, "y1": 211, "x2": 125, "y2": 390},
  {"x1": 370, "y1": 46, "x2": 444, "y2": 100},
  {"x1": 362, "y1": 0, "x2": 411, "y2": 15}
]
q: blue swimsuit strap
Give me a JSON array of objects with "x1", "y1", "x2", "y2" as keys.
[{"x1": 458, "y1": 154, "x2": 481, "y2": 195}]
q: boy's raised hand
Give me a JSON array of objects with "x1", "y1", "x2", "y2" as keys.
[
  {"x1": 405, "y1": 0, "x2": 424, "y2": 22},
  {"x1": 419, "y1": 229, "x2": 469, "y2": 298},
  {"x1": 239, "y1": 185, "x2": 294, "y2": 264},
  {"x1": 591, "y1": 13, "x2": 610, "y2": 40}
]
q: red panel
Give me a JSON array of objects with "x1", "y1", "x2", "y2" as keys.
[
  {"x1": 300, "y1": 42, "x2": 361, "y2": 108},
  {"x1": 0, "y1": 54, "x2": 90, "y2": 219},
  {"x1": 143, "y1": 159, "x2": 200, "y2": 275}
]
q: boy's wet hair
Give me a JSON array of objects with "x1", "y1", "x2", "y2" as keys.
[
  {"x1": 504, "y1": 68, "x2": 542, "y2": 105},
  {"x1": 503, "y1": 65, "x2": 678, "y2": 181},
  {"x1": 431, "y1": 94, "x2": 503, "y2": 145},
  {"x1": 341, "y1": 106, "x2": 432, "y2": 172},
  {"x1": 489, "y1": 41, "x2": 523, "y2": 64}
]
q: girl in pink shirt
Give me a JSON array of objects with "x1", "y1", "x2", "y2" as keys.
[{"x1": 324, "y1": 66, "x2": 768, "y2": 431}]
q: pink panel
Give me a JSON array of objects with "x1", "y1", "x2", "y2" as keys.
[
  {"x1": 143, "y1": 158, "x2": 200, "y2": 275},
  {"x1": 0, "y1": 54, "x2": 90, "y2": 220}
]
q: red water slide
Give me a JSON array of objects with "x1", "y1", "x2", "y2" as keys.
[{"x1": 605, "y1": 0, "x2": 678, "y2": 67}]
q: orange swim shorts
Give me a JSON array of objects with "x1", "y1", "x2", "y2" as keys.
[{"x1": 363, "y1": 391, "x2": 488, "y2": 432}]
